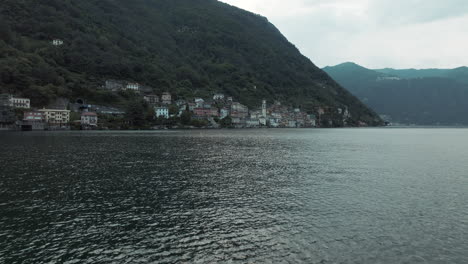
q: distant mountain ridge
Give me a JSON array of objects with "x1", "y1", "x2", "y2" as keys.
[
  {"x1": 323, "y1": 62, "x2": 468, "y2": 125},
  {"x1": 375, "y1": 67, "x2": 468, "y2": 84}
]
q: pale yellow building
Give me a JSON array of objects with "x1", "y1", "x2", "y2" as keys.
[{"x1": 38, "y1": 109, "x2": 70, "y2": 124}]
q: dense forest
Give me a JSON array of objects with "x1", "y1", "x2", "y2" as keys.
[
  {"x1": 324, "y1": 62, "x2": 468, "y2": 125},
  {"x1": 0, "y1": 0, "x2": 382, "y2": 126}
]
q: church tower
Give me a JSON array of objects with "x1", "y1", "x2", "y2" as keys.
[{"x1": 262, "y1": 99, "x2": 267, "y2": 117}]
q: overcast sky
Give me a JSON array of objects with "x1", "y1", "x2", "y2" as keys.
[{"x1": 220, "y1": 0, "x2": 468, "y2": 69}]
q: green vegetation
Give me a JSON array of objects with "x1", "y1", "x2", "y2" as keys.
[
  {"x1": 324, "y1": 62, "x2": 468, "y2": 125},
  {"x1": 375, "y1": 67, "x2": 468, "y2": 84},
  {"x1": 0, "y1": 0, "x2": 382, "y2": 126}
]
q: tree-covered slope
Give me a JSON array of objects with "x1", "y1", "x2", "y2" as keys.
[
  {"x1": 324, "y1": 62, "x2": 468, "y2": 125},
  {"x1": 323, "y1": 62, "x2": 388, "y2": 94},
  {"x1": 0, "y1": 0, "x2": 382, "y2": 126},
  {"x1": 375, "y1": 67, "x2": 468, "y2": 84}
]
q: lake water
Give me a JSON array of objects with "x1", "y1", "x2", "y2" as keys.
[{"x1": 0, "y1": 129, "x2": 467, "y2": 263}]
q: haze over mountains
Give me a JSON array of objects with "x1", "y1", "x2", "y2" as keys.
[
  {"x1": 0, "y1": 0, "x2": 382, "y2": 127},
  {"x1": 324, "y1": 62, "x2": 468, "y2": 125}
]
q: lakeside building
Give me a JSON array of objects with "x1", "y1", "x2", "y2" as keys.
[
  {"x1": 230, "y1": 102, "x2": 249, "y2": 118},
  {"x1": 155, "y1": 106, "x2": 169, "y2": 119},
  {"x1": 23, "y1": 111, "x2": 46, "y2": 130},
  {"x1": 246, "y1": 119, "x2": 260, "y2": 128},
  {"x1": 24, "y1": 111, "x2": 44, "y2": 122},
  {"x1": 81, "y1": 112, "x2": 98, "y2": 127},
  {"x1": 193, "y1": 108, "x2": 219, "y2": 118},
  {"x1": 38, "y1": 108, "x2": 70, "y2": 125}
]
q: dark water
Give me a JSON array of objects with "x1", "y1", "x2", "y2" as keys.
[{"x1": 1, "y1": 129, "x2": 467, "y2": 263}]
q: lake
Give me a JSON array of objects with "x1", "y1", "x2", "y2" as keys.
[{"x1": 1, "y1": 129, "x2": 467, "y2": 263}]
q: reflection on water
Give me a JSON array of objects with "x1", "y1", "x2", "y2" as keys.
[{"x1": 1, "y1": 129, "x2": 467, "y2": 263}]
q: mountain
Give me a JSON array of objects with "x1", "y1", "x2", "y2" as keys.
[
  {"x1": 323, "y1": 62, "x2": 388, "y2": 94},
  {"x1": 376, "y1": 67, "x2": 468, "y2": 84},
  {"x1": 0, "y1": 0, "x2": 382, "y2": 127},
  {"x1": 324, "y1": 62, "x2": 468, "y2": 125}
]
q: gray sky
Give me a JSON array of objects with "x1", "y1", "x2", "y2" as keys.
[{"x1": 220, "y1": 0, "x2": 468, "y2": 69}]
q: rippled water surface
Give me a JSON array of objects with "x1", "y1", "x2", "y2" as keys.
[{"x1": 1, "y1": 129, "x2": 468, "y2": 263}]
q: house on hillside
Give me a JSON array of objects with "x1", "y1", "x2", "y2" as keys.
[
  {"x1": 193, "y1": 108, "x2": 219, "y2": 118},
  {"x1": 230, "y1": 102, "x2": 248, "y2": 118},
  {"x1": 161, "y1": 92, "x2": 172, "y2": 105},
  {"x1": 52, "y1": 39, "x2": 64, "y2": 46},
  {"x1": 125, "y1": 83, "x2": 140, "y2": 91},
  {"x1": 143, "y1": 95, "x2": 160, "y2": 105},
  {"x1": 0, "y1": 94, "x2": 30, "y2": 109},
  {"x1": 194, "y1": 98, "x2": 205, "y2": 108},
  {"x1": 213, "y1": 93, "x2": 225, "y2": 100},
  {"x1": 10, "y1": 97, "x2": 30, "y2": 109},
  {"x1": 175, "y1": 99, "x2": 187, "y2": 107},
  {"x1": 105, "y1": 80, "x2": 125, "y2": 91}
]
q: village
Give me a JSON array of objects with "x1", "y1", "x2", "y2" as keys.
[{"x1": 0, "y1": 79, "x2": 354, "y2": 131}]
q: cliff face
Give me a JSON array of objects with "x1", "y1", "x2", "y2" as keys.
[{"x1": 0, "y1": 0, "x2": 382, "y2": 126}]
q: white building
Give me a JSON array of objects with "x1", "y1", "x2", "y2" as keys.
[
  {"x1": 155, "y1": 107, "x2": 169, "y2": 119},
  {"x1": 213, "y1": 93, "x2": 225, "y2": 100},
  {"x1": 81, "y1": 112, "x2": 98, "y2": 126},
  {"x1": 161, "y1": 92, "x2": 172, "y2": 105},
  {"x1": 194, "y1": 98, "x2": 205, "y2": 108},
  {"x1": 220, "y1": 108, "x2": 230, "y2": 119},
  {"x1": 38, "y1": 109, "x2": 70, "y2": 124},
  {"x1": 52, "y1": 39, "x2": 64, "y2": 46},
  {"x1": 0, "y1": 94, "x2": 30, "y2": 109},
  {"x1": 10, "y1": 97, "x2": 30, "y2": 109},
  {"x1": 125, "y1": 83, "x2": 140, "y2": 91}
]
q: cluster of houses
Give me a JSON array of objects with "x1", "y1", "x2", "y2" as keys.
[
  {"x1": 100, "y1": 79, "x2": 321, "y2": 128},
  {"x1": 0, "y1": 93, "x2": 98, "y2": 131},
  {"x1": 1, "y1": 77, "x2": 347, "y2": 130},
  {"x1": 141, "y1": 90, "x2": 317, "y2": 128}
]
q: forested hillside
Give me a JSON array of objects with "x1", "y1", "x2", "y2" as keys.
[
  {"x1": 0, "y1": 0, "x2": 382, "y2": 126},
  {"x1": 376, "y1": 67, "x2": 468, "y2": 85},
  {"x1": 324, "y1": 63, "x2": 468, "y2": 125}
]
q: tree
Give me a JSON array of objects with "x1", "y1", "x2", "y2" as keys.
[
  {"x1": 180, "y1": 110, "x2": 192, "y2": 125},
  {"x1": 219, "y1": 116, "x2": 232, "y2": 128},
  {"x1": 125, "y1": 100, "x2": 146, "y2": 127}
]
